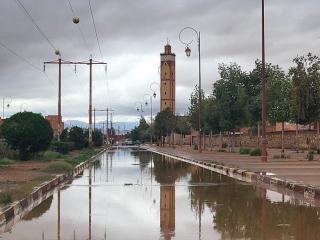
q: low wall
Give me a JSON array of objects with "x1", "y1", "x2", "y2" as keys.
[
  {"x1": 0, "y1": 149, "x2": 105, "y2": 233},
  {"x1": 172, "y1": 130, "x2": 320, "y2": 150}
]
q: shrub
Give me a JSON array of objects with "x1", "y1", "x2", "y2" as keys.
[
  {"x1": 1, "y1": 112, "x2": 53, "y2": 160},
  {"x1": 51, "y1": 141, "x2": 73, "y2": 154},
  {"x1": 42, "y1": 161, "x2": 73, "y2": 174},
  {"x1": 217, "y1": 149, "x2": 226, "y2": 152},
  {"x1": 69, "y1": 127, "x2": 86, "y2": 150},
  {"x1": 307, "y1": 151, "x2": 314, "y2": 161},
  {"x1": 222, "y1": 143, "x2": 228, "y2": 148},
  {"x1": 0, "y1": 158, "x2": 15, "y2": 165},
  {"x1": 43, "y1": 150, "x2": 62, "y2": 160},
  {"x1": 92, "y1": 129, "x2": 103, "y2": 147},
  {"x1": 0, "y1": 192, "x2": 12, "y2": 205},
  {"x1": 250, "y1": 148, "x2": 261, "y2": 156},
  {"x1": 239, "y1": 146, "x2": 251, "y2": 154}
]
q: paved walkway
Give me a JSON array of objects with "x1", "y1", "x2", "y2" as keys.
[{"x1": 149, "y1": 146, "x2": 320, "y2": 186}]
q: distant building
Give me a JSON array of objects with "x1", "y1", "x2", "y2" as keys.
[
  {"x1": 45, "y1": 115, "x2": 64, "y2": 135},
  {"x1": 160, "y1": 42, "x2": 176, "y2": 114},
  {"x1": 0, "y1": 117, "x2": 3, "y2": 125}
]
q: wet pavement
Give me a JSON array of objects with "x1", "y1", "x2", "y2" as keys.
[
  {"x1": 149, "y1": 146, "x2": 320, "y2": 186},
  {"x1": 1, "y1": 148, "x2": 320, "y2": 240}
]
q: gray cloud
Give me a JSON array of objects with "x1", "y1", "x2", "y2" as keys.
[{"x1": 0, "y1": 0, "x2": 319, "y2": 121}]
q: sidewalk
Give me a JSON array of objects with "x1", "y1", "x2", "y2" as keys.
[{"x1": 149, "y1": 145, "x2": 320, "y2": 187}]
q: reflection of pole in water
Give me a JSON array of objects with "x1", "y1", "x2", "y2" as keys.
[
  {"x1": 106, "y1": 153, "x2": 109, "y2": 182},
  {"x1": 58, "y1": 188, "x2": 60, "y2": 240},
  {"x1": 160, "y1": 185, "x2": 175, "y2": 240},
  {"x1": 89, "y1": 167, "x2": 92, "y2": 240},
  {"x1": 259, "y1": 187, "x2": 267, "y2": 240}
]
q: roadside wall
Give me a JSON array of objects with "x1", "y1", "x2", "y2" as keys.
[
  {"x1": 0, "y1": 149, "x2": 105, "y2": 233},
  {"x1": 171, "y1": 130, "x2": 320, "y2": 150}
]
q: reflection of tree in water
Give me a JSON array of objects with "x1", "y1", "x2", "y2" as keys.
[
  {"x1": 23, "y1": 195, "x2": 53, "y2": 221},
  {"x1": 152, "y1": 154, "x2": 190, "y2": 184},
  {"x1": 188, "y1": 168, "x2": 320, "y2": 239},
  {"x1": 130, "y1": 151, "x2": 153, "y2": 171}
]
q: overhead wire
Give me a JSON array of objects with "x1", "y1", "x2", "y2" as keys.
[
  {"x1": 0, "y1": 41, "x2": 56, "y2": 87},
  {"x1": 88, "y1": 0, "x2": 103, "y2": 60},
  {"x1": 67, "y1": 0, "x2": 90, "y2": 54},
  {"x1": 14, "y1": 0, "x2": 58, "y2": 52}
]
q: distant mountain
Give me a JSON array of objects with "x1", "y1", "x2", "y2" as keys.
[{"x1": 64, "y1": 120, "x2": 138, "y2": 132}]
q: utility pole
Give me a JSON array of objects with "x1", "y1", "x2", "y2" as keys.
[
  {"x1": 93, "y1": 107, "x2": 96, "y2": 130},
  {"x1": 44, "y1": 58, "x2": 75, "y2": 141},
  {"x1": 110, "y1": 112, "x2": 113, "y2": 145},
  {"x1": 74, "y1": 58, "x2": 107, "y2": 147}
]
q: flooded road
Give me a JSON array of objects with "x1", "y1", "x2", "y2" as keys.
[{"x1": 1, "y1": 148, "x2": 320, "y2": 240}]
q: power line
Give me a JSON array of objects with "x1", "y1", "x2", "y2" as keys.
[
  {"x1": 66, "y1": 0, "x2": 90, "y2": 54},
  {"x1": 88, "y1": 0, "x2": 103, "y2": 60},
  {"x1": 15, "y1": 0, "x2": 58, "y2": 52},
  {"x1": 0, "y1": 41, "x2": 55, "y2": 86}
]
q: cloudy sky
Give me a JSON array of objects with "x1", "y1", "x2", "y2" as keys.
[{"x1": 0, "y1": 0, "x2": 319, "y2": 123}]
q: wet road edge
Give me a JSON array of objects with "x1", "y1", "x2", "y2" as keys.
[
  {"x1": 0, "y1": 148, "x2": 106, "y2": 233},
  {"x1": 145, "y1": 146, "x2": 320, "y2": 206}
]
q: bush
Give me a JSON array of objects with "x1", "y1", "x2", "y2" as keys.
[
  {"x1": 1, "y1": 112, "x2": 53, "y2": 160},
  {"x1": 239, "y1": 147, "x2": 251, "y2": 154},
  {"x1": 217, "y1": 148, "x2": 226, "y2": 152},
  {"x1": 250, "y1": 148, "x2": 261, "y2": 156},
  {"x1": 92, "y1": 129, "x2": 103, "y2": 147},
  {"x1": 42, "y1": 161, "x2": 73, "y2": 174},
  {"x1": 69, "y1": 127, "x2": 86, "y2": 150},
  {"x1": 221, "y1": 142, "x2": 228, "y2": 148},
  {"x1": 0, "y1": 192, "x2": 12, "y2": 205},
  {"x1": 307, "y1": 151, "x2": 314, "y2": 161},
  {"x1": 43, "y1": 150, "x2": 62, "y2": 160},
  {"x1": 0, "y1": 158, "x2": 15, "y2": 165},
  {"x1": 51, "y1": 141, "x2": 73, "y2": 154}
]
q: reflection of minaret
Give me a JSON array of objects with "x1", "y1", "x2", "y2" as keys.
[{"x1": 160, "y1": 185, "x2": 175, "y2": 240}]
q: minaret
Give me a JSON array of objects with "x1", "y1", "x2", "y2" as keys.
[{"x1": 160, "y1": 42, "x2": 176, "y2": 114}]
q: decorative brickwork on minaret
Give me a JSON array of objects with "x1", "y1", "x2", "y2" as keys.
[{"x1": 160, "y1": 43, "x2": 176, "y2": 114}]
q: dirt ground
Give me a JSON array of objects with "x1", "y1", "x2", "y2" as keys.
[{"x1": 0, "y1": 161, "x2": 50, "y2": 182}]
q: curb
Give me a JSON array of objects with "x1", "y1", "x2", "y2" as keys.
[
  {"x1": 147, "y1": 147, "x2": 320, "y2": 204},
  {"x1": 0, "y1": 148, "x2": 105, "y2": 232}
]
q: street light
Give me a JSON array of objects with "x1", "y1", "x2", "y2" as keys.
[{"x1": 179, "y1": 26, "x2": 202, "y2": 153}]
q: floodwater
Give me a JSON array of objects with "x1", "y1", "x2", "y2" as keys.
[{"x1": 1, "y1": 148, "x2": 320, "y2": 240}]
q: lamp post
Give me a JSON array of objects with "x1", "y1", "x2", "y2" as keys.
[
  {"x1": 2, "y1": 97, "x2": 12, "y2": 119},
  {"x1": 179, "y1": 26, "x2": 202, "y2": 153},
  {"x1": 135, "y1": 102, "x2": 144, "y2": 118},
  {"x1": 261, "y1": 0, "x2": 268, "y2": 162}
]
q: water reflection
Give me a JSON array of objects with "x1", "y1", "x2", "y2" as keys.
[{"x1": 1, "y1": 149, "x2": 320, "y2": 240}]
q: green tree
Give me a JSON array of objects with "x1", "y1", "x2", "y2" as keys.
[
  {"x1": 213, "y1": 63, "x2": 248, "y2": 151},
  {"x1": 1, "y1": 112, "x2": 53, "y2": 160},
  {"x1": 92, "y1": 129, "x2": 103, "y2": 147},
  {"x1": 60, "y1": 128, "x2": 69, "y2": 142},
  {"x1": 289, "y1": 53, "x2": 320, "y2": 152},
  {"x1": 129, "y1": 117, "x2": 151, "y2": 142},
  {"x1": 69, "y1": 126, "x2": 86, "y2": 149},
  {"x1": 267, "y1": 64, "x2": 292, "y2": 153},
  {"x1": 289, "y1": 53, "x2": 320, "y2": 125},
  {"x1": 154, "y1": 108, "x2": 176, "y2": 144},
  {"x1": 188, "y1": 85, "x2": 205, "y2": 131}
]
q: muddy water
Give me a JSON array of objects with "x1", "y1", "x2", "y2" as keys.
[{"x1": 1, "y1": 149, "x2": 320, "y2": 240}]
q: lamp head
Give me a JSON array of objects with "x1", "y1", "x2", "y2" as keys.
[
  {"x1": 73, "y1": 16, "x2": 80, "y2": 24},
  {"x1": 185, "y1": 46, "x2": 191, "y2": 57}
]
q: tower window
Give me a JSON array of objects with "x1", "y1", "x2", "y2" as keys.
[{"x1": 165, "y1": 91, "x2": 166, "y2": 95}]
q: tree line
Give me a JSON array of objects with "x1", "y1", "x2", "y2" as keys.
[{"x1": 130, "y1": 53, "x2": 320, "y2": 152}]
